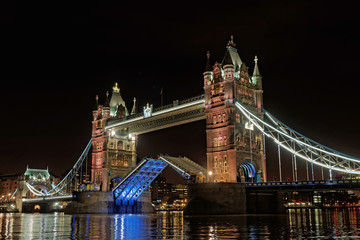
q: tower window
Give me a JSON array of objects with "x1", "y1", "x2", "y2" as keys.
[
  {"x1": 236, "y1": 114, "x2": 240, "y2": 123},
  {"x1": 117, "y1": 141, "x2": 123, "y2": 150},
  {"x1": 218, "y1": 137, "x2": 223, "y2": 146},
  {"x1": 213, "y1": 138, "x2": 218, "y2": 147}
]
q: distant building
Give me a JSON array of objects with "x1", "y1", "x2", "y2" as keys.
[
  {"x1": 0, "y1": 167, "x2": 60, "y2": 201},
  {"x1": 0, "y1": 174, "x2": 18, "y2": 201},
  {"x1": 172, "y1": 184, "x2": 188, "y2": 199},
  {"x1": 151, "y1": 177, "x2": 174, "y2": 203}
]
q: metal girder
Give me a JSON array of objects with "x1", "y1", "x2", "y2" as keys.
[
  {"x1": 26, "y1": 139, "x2": 92, "y2": 197},
  {"x1": 235, "y1": 101, "x2": 360, "y2": 174},
  {"x1": 113, "y1": 158, "x2": 168, "y2": 205}
]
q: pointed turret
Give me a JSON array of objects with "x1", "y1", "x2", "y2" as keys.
[
  {"x1": 109, "y1": 82, "x2": 129, "y2": 117},
  {"x1": 223, "y1": 49, "x2": 233, "y2": 65},
  {"x1": 252, "y1": 56, "x2": 262, "y2": 89},
  {"x1": 205, "y1": 51, "x2": 212, "y2": 72},
  {"x1": 93, "y1": 95, "x2": 99, "y2": 111},
  {"x1": 104, "y1": 91, "x2": 110, "y2": 107},
  {"x1": 131, "y1": 97, "x2": 137, "y2": 115},
  {"x1": 204, "y1": 51, "x2": 214, "y2": 87},
  {"x1": 92, "y1": 95, "x2": 98, "y2": 121},
  {"x1": 221, "y1": 35, "x2": 242, "y2": 72}
]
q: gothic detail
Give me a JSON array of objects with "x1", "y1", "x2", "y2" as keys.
[{"x1": 204, "y1": 37, "x2": 266, "y2": 183}]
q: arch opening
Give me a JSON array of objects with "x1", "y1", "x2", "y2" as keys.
[{"x1": 239, "y1": 162, "x2": 256, "y2": 183}]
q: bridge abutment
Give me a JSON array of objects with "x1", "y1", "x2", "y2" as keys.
[{"x1": 184, "y1": 182, "x2": 247, "y2": 215}]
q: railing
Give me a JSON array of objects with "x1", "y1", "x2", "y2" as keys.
[
  {"x1": 22, "y1": 194, "x2": 73, "y2": 202},
  {"x1": 247, "y1": 179, "x2": 360, "y2": 187}
]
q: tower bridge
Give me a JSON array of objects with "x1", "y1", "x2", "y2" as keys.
[{"x1": 9, "y1": 37, "x2": 360, "y2": 214}]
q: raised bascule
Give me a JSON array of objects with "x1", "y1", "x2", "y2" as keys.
[{"x1": 8, "y1": 37, "x2": 360, "y2": 214}]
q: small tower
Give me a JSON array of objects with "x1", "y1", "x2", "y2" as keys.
[
  {"x1": 131, "y1": 97, "x2": 137, "y2": 115},
  {"x1": 92, "y1": 95, "x2": 98, "y2": 121},
  {"x1": 91, "y1": 94, "x2": 107, "y2": 191},
  {"x1": 252, "y1": 56, "x2": 263, "y2": 110},
  {"x1": 204, "y1": 51, "x2": 213, "y2": 106}
]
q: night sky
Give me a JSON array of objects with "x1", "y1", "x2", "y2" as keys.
[{"x1": 1, "y1": 1, "x2": 360, "y2": 182}]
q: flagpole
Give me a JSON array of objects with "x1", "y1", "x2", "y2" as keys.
[{"x1": 160, "y1": 86, "x2": 163, "y2": 106}]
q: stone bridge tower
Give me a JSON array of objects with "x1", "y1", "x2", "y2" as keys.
[
  {"x1": 91, "y1": 83, "x2": 137, "y2": 191},
  {"x1": 204, "y1": 37, "x2": 266, "y2": 183}
]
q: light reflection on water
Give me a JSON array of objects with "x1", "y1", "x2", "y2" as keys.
[{"x1": 1, "y1": 209, "x2": 360, "y2": 239}]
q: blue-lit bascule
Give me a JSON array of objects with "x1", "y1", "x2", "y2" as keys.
[{"x1": 112, "y1": 155, "x2": 206, "y2": 206}]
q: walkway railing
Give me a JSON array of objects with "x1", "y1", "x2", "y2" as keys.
[{"x1": 247, "y1": 179, "x2": 360, "y2": 187}]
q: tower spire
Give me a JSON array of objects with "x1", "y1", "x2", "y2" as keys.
[
  {"x1": 93, "y1": 95, "x2": 99, "y2": 110},
  {"x1": 253, "y1": 56, "x2": 261, "y2": 77},
  {"x1": 113, "y1": 82, "x2": 120, "y2": 93},
  {"x1": 227, "y1": 35, "x2": 236, "y2": 47},
  {"x1": 131, "y1": 97, "x2": 137, "y2": 115},
  {"x1": 104, "y1": 91, "x2": 110, "y2": 107},
  {"x1": 252, "y1": 55, "x2": 263, "y2": 90},
  {"x1": 205, "y1": 51, "x2": 212, "y2": 71}
]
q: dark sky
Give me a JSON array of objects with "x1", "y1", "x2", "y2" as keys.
[{"x1": 1, "y1": 1, "x2": 360, "y2": 182}]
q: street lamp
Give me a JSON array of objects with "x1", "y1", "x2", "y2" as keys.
[{"x1": 208, "y1": 171, "x2": 213, "y2": 183}]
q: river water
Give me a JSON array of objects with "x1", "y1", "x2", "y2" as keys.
[{"x1": 1, "y1": 208, "x2": 360, "y2": 239}]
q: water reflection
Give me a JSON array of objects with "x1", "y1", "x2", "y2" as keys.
[{"x1": 1, "y1": 209, "x2": 360, "y2": 239}]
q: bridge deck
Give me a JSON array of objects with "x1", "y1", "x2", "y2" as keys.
[{"x1": 247, "y1": 179, "x2": 360, "y2": 191}]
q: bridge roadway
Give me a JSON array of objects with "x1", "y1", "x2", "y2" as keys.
[
  {"x1": 246, "y1": 179, "x2": 360, "y2": 191},
  {"x1": 105, "y1": 95, "x2": 205, "y2": 134}
]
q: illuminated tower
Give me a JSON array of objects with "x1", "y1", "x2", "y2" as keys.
[
  {"x1": 91, "y1": 83, "x2": 137, "y2": 191},
  {"x1": 204, "y1": 36, "x2": 266, "y2": 183},
  {"x1": 91, "y1": 95, "x2": 108, "y2": 190}
]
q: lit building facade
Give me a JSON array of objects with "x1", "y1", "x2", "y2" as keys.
[{"x1": 204, "y1": 37, "x2": 266, "y2": 183}]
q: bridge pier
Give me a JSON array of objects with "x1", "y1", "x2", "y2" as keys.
[
  {"x1": 184, "y1": 182, "x2": 247, "y2": 215},
  {"x1": 246, "y1": 191, "x2": 286, "y2": 214},
  {"x1": 184, "y1": 182, "x2": 288, "y2": 214},
  {"x1": 65, "y1": 191, "x2": 154, "y2": 214}
]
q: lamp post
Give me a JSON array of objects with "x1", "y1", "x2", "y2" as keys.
[{"x1": 208, "y1": 171, "x2": 213, "y2": 182}]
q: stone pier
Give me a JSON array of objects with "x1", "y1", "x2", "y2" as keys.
[
  {"x1": 184, "y1": 182, "x2": 247, "y2": 215},
  {"x1": 64, "y1": 191, "x2": 154, "y2": 214}
]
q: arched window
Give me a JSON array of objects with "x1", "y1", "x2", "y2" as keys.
[
  {"x1": 213, "y1": 138, "x2": 218, "y2": 147},
  {"x1": 213, "y1": 115, "x2": 217, "y2": 125},
  {"x1": 236, "y1": 114, "x2": 240, "y2": 123},
  {"x1": 117, "y1": 141, "x2": 123, "y2": 150},
  {"x1": 218, "y1": 137, "x2": 223, "y2": 146}
]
